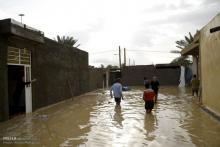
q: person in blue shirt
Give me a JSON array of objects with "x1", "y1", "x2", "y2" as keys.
[{"x1": 110, "y1": 78, "x2": 124, "y2": 106}]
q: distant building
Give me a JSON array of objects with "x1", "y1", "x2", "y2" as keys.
[{"x1": 181, "y1": 13, "x2": 220, "y2": 118}]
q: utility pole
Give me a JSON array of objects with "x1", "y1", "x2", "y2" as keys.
[
  {"x1": 18, "y1": 14, "x2": 25, "y2": 23},
  {"x1": 119, "y1": 46, "x2": 121, "y2": 69},
  {"x1": 124, "y1": 48, "x2": 126, "y2": 66},
  {"x1": 129, "y1": 58, "x2": 130, "y2": 66}
]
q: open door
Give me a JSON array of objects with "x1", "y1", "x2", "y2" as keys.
[
  {"x1": 7, "y1": 47, "x2": 32, "y2": 117},
  {"x1": 24, "y1": 65, "x2": 32, "y2": 113},
  {"x1": 8, "y1": 65, "x2": 25, "y2": 117}
]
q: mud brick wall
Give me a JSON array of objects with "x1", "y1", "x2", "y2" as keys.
[
  {"x1": 155, "y1": 67, "x2": 180, "y2": 85},
  {"x1": 88, "y1": 68, "x2": 105, "y2": 91},
  {"x1": 31, "y1": 38, "x2": 89, "y2": 110},
  {"x1": 122, "y1": 65, "x2": 155, "y2": 86},
  {"x1": 122, "y1": 65, "x2": 180, "y2": 86}
]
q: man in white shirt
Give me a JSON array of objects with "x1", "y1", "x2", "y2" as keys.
[{"x1": 110, "y1": 78, "x2": 124, "y2": 106}]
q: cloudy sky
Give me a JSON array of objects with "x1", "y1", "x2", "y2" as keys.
[{"x1": 0, "y1": 0, "x2": 219, "y2": 67}]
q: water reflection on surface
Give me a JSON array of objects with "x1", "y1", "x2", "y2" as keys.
[
  {"x1": 113, "y1": 105, "x2": 124, "y2": 128},
  {"x1": 0, "y1": 87, "x2": 220, "y2": 147},
  {"x1": 144, "y1": 112, "x2": 157, "y2": 142}
]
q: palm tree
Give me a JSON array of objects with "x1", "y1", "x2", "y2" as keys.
[
  {"x1": 100, "y1": 64, "x2": 105, "y2": 68},
  {"x1": 171, "y1": 56, "x2": 192, "y2": 67},
  {"x1": 55, "y1": 35, "x2": 80, "y2": 48},
  {"x1": 170, "y1": 32, "x2": 196, "y2": 66},
  {"x1": 171, "y1": 32, "x2": 194, "y2": 54}
]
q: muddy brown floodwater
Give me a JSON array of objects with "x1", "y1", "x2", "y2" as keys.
[{"x1": 0, "y1": 87, "x2": 220, "y2": 147}]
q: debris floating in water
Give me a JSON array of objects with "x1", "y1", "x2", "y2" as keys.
[
  {"x1": 122, "y1": 86, "x2": 131, "y2": 91},
  {"x1": 37, "y1": 114, "x2": 48, "y2": 120}
]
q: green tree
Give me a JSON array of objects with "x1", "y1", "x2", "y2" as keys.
[
  {"x1": 170, "y1": 32, "x2": 196, "y2": 66},
  {"x1": 55, "y1": 35, "x2": 80, "y2": 48},
  {"x1": 100, "y1": 64, "x2": 105, "y2": 68},
  {"x1": 170, "y1": 32, "x2": 194, "y2": 54},
  {"x1": 170, "y1": 56, "x2": 192, "y2": 67},
  {"x1": 106, "y1": 64, "x2": 119, "y2": 69}
]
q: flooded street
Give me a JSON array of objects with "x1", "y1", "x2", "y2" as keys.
[{"x1": 0, "y1": 86, "x2": 220, "y2": 147}]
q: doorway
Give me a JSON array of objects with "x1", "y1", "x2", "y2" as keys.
[
  {"x1": 7, "y1": 46, "x2": 32, "y2": 118},
  {"x1": 8, "y1": 65, "x2": 32, "y2": 118},
  {"x1": 8, "y1": 65, "x2": 25, "y2": 117}
]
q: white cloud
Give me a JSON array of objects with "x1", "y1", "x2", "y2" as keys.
[{"x1": 0, "y1": 0, "x2": 219, "y2": 66}]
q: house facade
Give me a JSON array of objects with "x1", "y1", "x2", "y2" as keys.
[
  {"x1": 181, "y1": 13, "x2": 220, "y2": 118},
  {"x1": 0, "y1": 19, "x2": 89, "y2": 121}
]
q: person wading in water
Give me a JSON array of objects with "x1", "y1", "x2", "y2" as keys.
[
  {"x1": 110, "y1": 78, "x2": 124, "y2": 106},
  {"x1": 143, "y1": 83, "x2": 155, "y2": 113},
  {"x1": 151, "y1": 76, "x2": 160, "y2": 103}
]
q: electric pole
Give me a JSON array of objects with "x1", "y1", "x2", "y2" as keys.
[
  {"x1": 124, "y1": 48, "x2": 126, "y2": 66},
  {"x1": 119, "y1": 46, "x2": 121, "y2": 69}
]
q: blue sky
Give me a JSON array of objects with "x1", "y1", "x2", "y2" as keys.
[{"x1": 0, "y1": 0, "x2": 219, "y2": 66}]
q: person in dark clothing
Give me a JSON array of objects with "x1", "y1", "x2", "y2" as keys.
[
  {"x1": 151, "y1": 76, "x2": 159, "y2": 103},
  {"x1": 144, "y1": 77, "x2": 150, "y2": 88},
  {"x1": 13, "y1": 76, "x2": 36, "y2": 106},
  {"x1": 191, "y1": 75, "x2": 200, "y2": 97}
]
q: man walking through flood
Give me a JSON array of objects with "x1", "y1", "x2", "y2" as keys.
[
  {"x1": 151, "y1": 76, "x2": 160, "y2": 103},
  {"x1": 143, "y1": 83, "x2": 155, "y2": 113},
  {"x1": 110, "y1": 78, "x2": 123, "y2": 106}
]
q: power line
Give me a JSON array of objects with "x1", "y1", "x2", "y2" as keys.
[
  {"x1": 89, "y1": 49, "x2": 177, "y2": 56},
  {"x1": 127, "y1": 49, "x2": 171, "y2": 53},
  {"x1": 89, "y1": 50, "x2": 116, "y2": 54}
]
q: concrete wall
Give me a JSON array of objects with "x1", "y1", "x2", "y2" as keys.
[
  {"x1": 122, "y1": 65, "x2": 155, "y2": 86},
  {"x1": 88, "y1": 68, "x2": 105, "y2": 91},
  {"x1": 155, "y1": 67, "x2": 181, "y2": 86},
  {"x1": 200, "y1": 13, "x2": 220, "y2": 116},
  {"x1": 122, "y1": 65, "x2": 180, "y2": 86},
  {"x1": 31, "y1": 38, "x2": 89, "y2": 110}
]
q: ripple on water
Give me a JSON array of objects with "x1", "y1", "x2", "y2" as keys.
[{"x1": 0, "y1": 87, "x2": 220, "y2": 147}]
